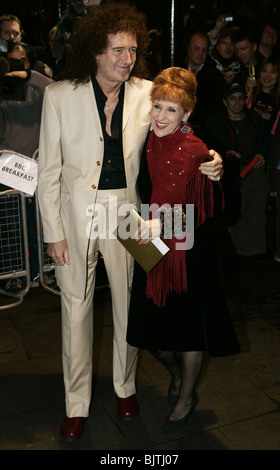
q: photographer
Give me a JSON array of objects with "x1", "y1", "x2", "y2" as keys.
[
  {"x1": 49, "y1": 1, "x2": 109, "y2": 79},
  {"x1": 0, "y1": 40, "x2": 53, "y2": 285},
  {"x1": 211, "y1": 27, "x2": 241, "y2": 85},
  {"x1": 0, "y1": 40, "x2": 53, "y2": 155}
]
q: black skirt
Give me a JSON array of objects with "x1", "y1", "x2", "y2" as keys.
[{"x1": 126, "y1": 225, "x2": 240, "y2": 357}]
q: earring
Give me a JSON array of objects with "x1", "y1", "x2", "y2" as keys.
[{"x1": 181, "y1": 121, "x2": 190, "y2": 133}]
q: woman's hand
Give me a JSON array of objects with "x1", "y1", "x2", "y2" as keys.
[
  {"x1": 134, "y1": 219, "x2": 161, "y2": 244},
  {"x1": 246, "y1": 75, "x2": 257, "y2": 95}
]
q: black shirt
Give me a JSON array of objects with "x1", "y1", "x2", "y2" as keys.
[
  {"x1": 230, "y1": 116, "x2": 258, "y2": 164},
  {"x1": 92, "y1": 76, "x2": 127, "y2": 189}
]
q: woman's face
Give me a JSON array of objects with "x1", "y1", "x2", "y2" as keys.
[
  {"x1": 150, "y1": 100, "x2": 190, "y2": 137},
  {"x1": 259, "y1": 63, "x2": 279, "y2": 91}
]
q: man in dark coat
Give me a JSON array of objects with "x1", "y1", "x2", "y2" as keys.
[
  {"x1": 185, "y1": 31, "x2": 224, "y2": 140},
  {"x1": 207, "y1": 82, "x2": 267, "y2": 257}
]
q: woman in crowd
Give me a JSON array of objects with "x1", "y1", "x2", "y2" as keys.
[
  {"x1": 126, "y1": 67, "x2": 240, "y2": 432},
  {"x1": 246, "y1": 57, "x2": 280, "y2": 255},
  {"x1": 246, "y1": 57, "x2": 280, "y2": 162}
]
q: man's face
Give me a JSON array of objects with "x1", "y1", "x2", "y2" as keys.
[
  {"x1": 7, "y1": 45, "x2": 30, "y2": 70},
  {"x1": 217, "y1": 37, "x2": 234, "y2": 60},
  {"x1": 187, "y1": 34, "x2": 209, "y2": 69},
  {"x1": 0, "y1": 20, "x2": 22, "y2": 42},
  {"x1": 234, "y1": 39, "x2": 257, "y2": 66},
  {"x1": 95, "y1": 32, "x2": 137, "y2": 86},
  {"x1": 261, "y1": 25, "x2": 278, "y2": 47},
  {"x1": 223, "y1": 92, "x2": 245, "y2": 116}
]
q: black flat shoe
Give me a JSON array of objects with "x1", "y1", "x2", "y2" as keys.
[
  {"x1": 163, "y1": 393, "x2": 198, "y2": 433},
  {"x1": 167, "y1": 380, "x2": 179, "y2": 407}
]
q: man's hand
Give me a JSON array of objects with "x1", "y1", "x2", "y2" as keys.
[
  {"x1": 208, "y1": 14, "x2": 227, "y2": 39},
  {"x1": 225, "y1": 150, "x2": 241, "y2": 160},
  {"x1": 199, "y1": 149, "x2": 223, "y2": 181},
  {"x1": 222, "y1": 68, "x2": 235, "y2": 83},
  {"x1": 254, "y1": 154, "x2": 265, "y2": 168},
  {"x1": 5, "y1": 70, "x2": 28, "y2": 79},
  {"x1": 47, "y1": 239, "x2": 70, "y2": 266}
]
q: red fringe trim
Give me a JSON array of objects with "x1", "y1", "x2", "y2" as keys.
[{"x1": 145, "y1": 171, "x2": 214, "y2": 307}]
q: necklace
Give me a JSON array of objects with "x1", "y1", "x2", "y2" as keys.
[
  {"x1": 232, "y1": 121, "x2": 241, "y2": 135},
  {"x1": 230, "y1": 115, "x2": 245, "y2": 135},
  {"x1": 105, "y1": 95, "x2": 119, "y2": 111}
]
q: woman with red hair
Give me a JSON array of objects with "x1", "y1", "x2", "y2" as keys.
[{"x1": 127, "y1": 67, "x2": 240, "y2": 432}]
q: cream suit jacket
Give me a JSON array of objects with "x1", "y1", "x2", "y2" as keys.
[{"x1": 38, "y1": 77, "x2": 153, "y2": 299}]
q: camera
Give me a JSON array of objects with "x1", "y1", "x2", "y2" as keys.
[
  {"x1": 0, "y1": 43, "x2": 26, "y2": 101},
  {"x1": 223, "y1": 62, "x2": 241, "y2": 76},
  {"x1": 229, "y1": 63, "x2": 241, "y2": 74},
  {"x1": 222, "y1": 16, "x2": 234, "y2": 23},
  {"x1": 0, "y1": 75, "x2": 26, "y2": 101},
  {"x1": 66, "y1": 0, "x2": 88, "y2": 18},
  {"x1": 0, "y1": 39, "x2": 8, "y2": 55},
  {"x1": 58, "y1": 0, "x2": 88, "y2": 39}
]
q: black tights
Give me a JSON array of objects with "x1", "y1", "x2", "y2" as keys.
[{"x1": 150, "y1": 349, "x2": 203, "y2": 419}]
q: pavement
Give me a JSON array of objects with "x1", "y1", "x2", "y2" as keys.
[{"x1": 0, "y1": 230, "x2": 280, "y2": 453}]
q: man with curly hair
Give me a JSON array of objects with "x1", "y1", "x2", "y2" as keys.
[{"x1": 38, "y1": 1, "x2": 222, "y2": 441}]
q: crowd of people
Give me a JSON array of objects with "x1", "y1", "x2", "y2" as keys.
[
  {"x1": 182, "y1": 12, "x2": 280, "y2": 263},
  {"x1": 0, "y1": 13, "x2": 54, "y2": 287},
  {"x1": 146, "y1": 4, "x2": 280, "y2": 263},
  {"x1": 0, "y1": 0, "x2": 279, "y2": 442}
]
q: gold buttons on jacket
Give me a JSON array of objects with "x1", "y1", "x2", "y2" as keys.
[
  {"x1": 100, "y1": 137, "x2": 103, "y2": 141},
  {"x1": 92, "y1": 184, "x2": 96, "y2": 189},
  {"x1": 96, "y1": 161, "x2": 101, "y2": 166}
]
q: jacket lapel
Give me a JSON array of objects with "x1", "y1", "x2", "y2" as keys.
[
  {"x1": 123, "y1": 79, "x2": 138, "y2": 132},
  {"x1": 77, "y1": 80, "x2": 103, "y2": 135}
]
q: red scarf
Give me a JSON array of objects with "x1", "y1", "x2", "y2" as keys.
[{"x1": 145, "y1": 124, "x2": 214, "y2": 307}]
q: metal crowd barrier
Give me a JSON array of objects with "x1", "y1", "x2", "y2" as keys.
[
  {"x1": 0, "y1": 187, "x2": 59, "y2": 311},
  {"x1": 0, "y1": 189, "x2": 31, "y2": 309},
  {"x1": 0, "y1": 148, "x2": 110, "y2": 310},
  {"x1": 0, "y1": 149, "x2": 60, "y2": 311}
]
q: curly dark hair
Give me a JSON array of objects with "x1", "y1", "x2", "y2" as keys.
[{"x1": 61, "y1": 2, "x2": 149, "y2": 83}]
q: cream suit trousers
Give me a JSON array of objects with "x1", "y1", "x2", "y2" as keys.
[{"x1": 61, "y1": 189, "x2": 138, "y2": 418}]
